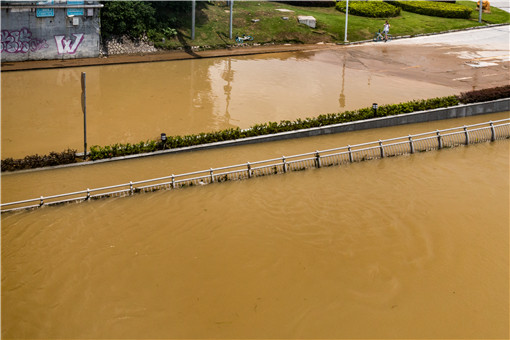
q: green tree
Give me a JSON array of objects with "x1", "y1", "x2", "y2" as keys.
[{"x1": 100, "y1": 1, "x2": 156, "y2": 39}]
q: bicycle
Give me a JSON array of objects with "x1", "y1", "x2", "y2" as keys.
[
  {"x1": 235, "y1": 34, "x2": 254, "y2": 44},
  {"x1": 373, "y1": 29, "x2": 392, "y2": 42}
]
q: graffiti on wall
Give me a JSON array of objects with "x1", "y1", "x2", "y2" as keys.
[
  {"x1": 54, "y1": 33, "x2": 84, "y2": 54},
  {"x1": 1, "y1": 28, "x2": 48, "y2": 53},
  {"x1": 1, "y1": 28, "x2": 85, "y2": 55}
]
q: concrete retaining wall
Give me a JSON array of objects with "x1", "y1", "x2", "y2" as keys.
[{"x1": 1, "y1": 3, "x2": 102, "y2": 62}]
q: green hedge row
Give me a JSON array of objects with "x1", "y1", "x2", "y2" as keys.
[
  {"x1": 1, "y1": 149, "x2": 77, "y2": 172},
  {"x1": 336, "y1": 1, "x2": 401, "y2": 18},
  {"x1": 89, "y1": 140, "x2": 160, "y2": 160},
  {"x1": 88, "y1": 96, "x2": 459, "y2": 161},
  {"x1": 386, "y1": 1, "x2": 472, "y2": 19}
]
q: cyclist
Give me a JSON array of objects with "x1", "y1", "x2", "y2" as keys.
[{"x1": 382, "y1": 20, "x2": 390, "y2": 42}]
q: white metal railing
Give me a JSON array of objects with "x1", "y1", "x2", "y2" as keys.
[{"x1": 2, "y1": 119, "x2": 509, "y2": 213}]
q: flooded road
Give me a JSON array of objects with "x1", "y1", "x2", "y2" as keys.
[
  {"x1": 2, "y1": 28, "x2": 509, "y2": 338},
  {"x1": 2, "y1": 116, "x2": 508, "y2": 339},
  {"x1": 3, "y1": 39, "x2": 509, "y2": 159},
  {"x1": 2, "y1": 112, "x2": 509, "y2": 339}
]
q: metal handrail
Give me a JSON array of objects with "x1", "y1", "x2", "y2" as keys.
[{"x1": 2, "y1": 119, "x2": 508, "y2": 213}]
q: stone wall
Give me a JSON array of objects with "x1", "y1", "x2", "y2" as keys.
[
  {"x1": 101, "y1": 34, "x2": 158, "y2": 56},
  {"x1": 1, "y1": 2, "x2": 102, "y2": 62}
]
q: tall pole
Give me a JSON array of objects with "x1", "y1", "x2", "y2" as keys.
[
  {"x1": 191, "y1": 0, "x2": 195, "y2": 40},
  {"x1": 81, "y1": 72, "x2": 87, "y2": 160},
  {"x1": 344, "y1": 0, "x2": 349, "y2": 42},
  {"x1": 229, "y1": 0, "x2": 233, "y2": 40},
  {"x1": 478, "y1": 0, "x2": 482, "y2": 23}
]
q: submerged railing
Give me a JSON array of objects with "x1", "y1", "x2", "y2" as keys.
[{"x1": 2, "y1": 119, "x2": 509, "y2": 213}]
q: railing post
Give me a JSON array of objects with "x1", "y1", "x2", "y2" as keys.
[
  {"x1": 379, "y1": 140, "x2": 385, "y2": 158},
  {"x1": 171, "y1": 174, "x2": 175, "y2": 189},
  {"x1": 40, "y1": 196, "x2": 44, "y2": 206},
  {"x1": 409, "y1": 135, "x2": 415, "y2": 154},
  {"x1": 348, "y1": 145, "x2": 353, "y2": 162},
  {"x1": 86, "y1": 188, "x2": 90, "y2": 200},
  {"x1": 129, "y1": 182, "x2": 133, "y2": 195},
  {"x1": 490, "y1": 121, "x2": 496, "y2": 141},
  {"x1": 282, "y1": 156, "x2": 287, "y2": 173},
  {"x1": 247, "y1": 162, "x2": 252, "y2": 178},
  {"x1": 437, "y1": 130, "x2": 443, "y2": 149},
  {"x1": 210, "y1": 168, "x2": 214, "y2": 183},
  {"x1": 463, "y1": 126, "x2": 469, "y2": 145},
  {"x1": 315, "y1": 150, "x2": 321, "y2": 168}
]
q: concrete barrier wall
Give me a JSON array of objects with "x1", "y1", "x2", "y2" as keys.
[
  {"x1": 1, "y1": 3, "x2": 101, "y2": 62},
  {"x1": 284, "y1": 97, "x2": 510, "y2": 139}
]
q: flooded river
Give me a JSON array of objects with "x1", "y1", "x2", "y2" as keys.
[
  {"x1": 2, "y1": 48, "x2": 466, "y2": 159},
  {"x1": 2, "y1": 112, "x2": 509, "y2": 339}
]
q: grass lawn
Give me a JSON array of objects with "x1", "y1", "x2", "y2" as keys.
[{"x1": 155, "y1": 1, "x2": 509, "y2": 49}]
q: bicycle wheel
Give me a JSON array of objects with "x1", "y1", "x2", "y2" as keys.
[
  {"x1": 235, "y1": 37, "x2": 242, "y2": 43},
  {"x1": 247, "y1": 35, "x2": 254, "y2": 41}
]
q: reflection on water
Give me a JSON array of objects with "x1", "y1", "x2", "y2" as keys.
[
  {"x1": 2, "y1": 134, "x2": 508, "y2": 339},
  {"x1": 2, "y1": 49, "x2": 460, "y2": 159},
  {"x1": 221, "y1": 58, "x2": 234, "y2": 123},
  {"x1": 339, "y1": 54, "x2": 347, "y2": 108}
]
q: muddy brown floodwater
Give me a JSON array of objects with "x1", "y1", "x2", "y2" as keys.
[
  {"x1": 1, "y1": 112, "x2": 509, "y2": 339},
  {"x1": 3, "y1": 43, "x2": 508, "y2": 159},
  {"x1": 1, "y1": 35, "x2": 509, "y2": 338}
]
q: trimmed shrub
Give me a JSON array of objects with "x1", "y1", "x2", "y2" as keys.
[
  {"x1": 386, "y1": 1, "x2": 472, "y2": 19},
  {"x1": 1, "y1": 149, "x2": 77, "y2": 172},
  {"x1": 88, "y1": 140, "x2": 159, "y2": 161},
  {"x1": 336, "y1": 1, "x2": 400, "y2": 18},
  {"x1": 458, "y1": 85, "x2": 510, "y2": 104}
]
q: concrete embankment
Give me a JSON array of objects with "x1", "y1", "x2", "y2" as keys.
[{"x1": 28, "y1": 97, "x2": 509, "y2": 172}]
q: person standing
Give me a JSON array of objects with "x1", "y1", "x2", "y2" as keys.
[{"x1": 383, "y1": 20, "x2": 390, "y2": 42}]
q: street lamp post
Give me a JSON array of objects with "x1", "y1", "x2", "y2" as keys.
[
  {"x1": 229, "y1": 0, "x2": 233, "y2": 40},
  {"x1": 81, "y1": 72, "x2": 87, "y2": 160},
  {"x1": 344, "y1": 0, "x2": 349, "y2": 42},
  {"x1": 478, "y1": 0, "x2": 483, "y2": 23},
  {"x1": 192, "y1": 0, "x2": 195, "y2": 40}
]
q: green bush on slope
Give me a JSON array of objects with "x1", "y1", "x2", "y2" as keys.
[{"x1": 336, "y1": 1, "x2": 401, "y2": 18}]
